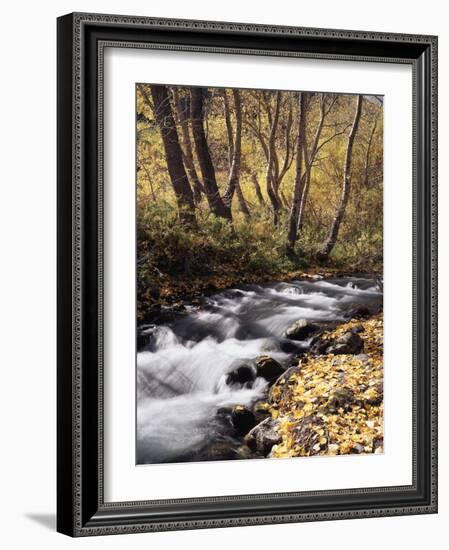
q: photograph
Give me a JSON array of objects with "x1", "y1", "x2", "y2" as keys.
[
  {"x1": 135, "y1": 83, "x2": 384, "y2": 465},
  {"x1": 53, "y1": 8, "x2": 437, "y2": 538}
]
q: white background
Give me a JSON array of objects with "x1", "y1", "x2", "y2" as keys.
[
  {"x1": 105, "y1": 48, "x2": 412, "y2": 501},
  {"x1": 0, "y1": 0, "x2": 445, "y2": 548}
]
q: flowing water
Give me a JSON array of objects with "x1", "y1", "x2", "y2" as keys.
[{"x1": 137, "y1": 277, "x2": 382, "y2": 464}]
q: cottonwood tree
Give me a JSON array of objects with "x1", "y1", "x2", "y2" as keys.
[
  {"x1": 297, "y1": 93, "x2": 349, "y2": 231},
  {"x1": 264, "y1": 91, "x2": 283, "y2": 224},
  {"x1": 319, "y1": 94, "x2": 364, "y2": 259},
  {"x1": 287, "y1": 93, "x2": 348, "y2": 251},
  {"x1": 190, "y1": 87, "x2": 232, "y2": 221},
  {"x1": 221, "y1": 89, "x2": 250, "y2": 217},
  {"x1": 245, "y1": 91, "x2": 296, "y2": 224},
  {"x1": 171, "y1": 88, "x2": 204, "y2": 204},
  {"x1": 250, "y1": 172, "x2": 265, "y2": 206},
  {"x1": 362, "y1": 107, "x2": 381, "y2": 189},
  {"x1": 143, "y1": 84, "x2": 196, "y2": 226},
  {"x1": 287, "y1": 91, "x2": 308, "y2": 251}
]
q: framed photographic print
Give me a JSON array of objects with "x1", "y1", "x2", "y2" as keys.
[{"x1": 57, "y1": 12, "x2": 438, "y2": 536}]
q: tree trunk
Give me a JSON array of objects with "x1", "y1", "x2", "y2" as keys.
[
  {"x1": 190, "y1": 87, "x2": 232, "y2": 221},
  {"x1": 251, "y1": 173, "x2": 265, "y2": 205},
  {"x1": 235, "y1": 183, "x2": 250, "y2": 218},
  {"x1": 319, "y1": 95, "x2": 364, "y2": 259},
  {"x1": 287, "y1": 92, "x2": 307, "y2": 251},
  {"x1": 297, "y1": 94, "x2": 327, "y2": 231},
  {"x1": 266, "y1": 91, "x2": 282, "y2": 225},
  {"x1": 223, "y1": 89, "x2": 243, "y2": 208},
  {"x1": 363, "y1": 114, "x2": 378, "y2": 188},
  {"x1": 147, "y1": 85, "x2": 196, "y2": 226},
  {"x1": 273, "y1": 100, "x2": 294, "y2": 198},
  {"x1": 297, "y1": 170, "x2": 311, "y2": 232},
  {"x1": 222, "y1": 90, "x2": 234, "y2": 166},
  {"x1": 172, "y1": 88, "x2": 204, "y2": 204}
]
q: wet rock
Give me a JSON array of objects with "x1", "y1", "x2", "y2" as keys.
[
  {"x1": 252, "y1": 401, "x2": 272, "y2": 424},
  {"x1": 274, "y1": 365, "x2": 302, "y2": 386},
  {"x1": 235, "y1": 445, "x2": 256, "y2": 460},
  {"x1": 279, "y1": 339, "x2": 305, "y2": 355},
  {"x1": 309, "y1": 336, "x2": 330, "y2": 355},
  {"x1": 231, "y1": 405, "x2": 256, "y2": 436},
  {"x1": 268, "y1": 366, "x2": 302, "y2": 404},
  {"x1": 326, "y1": 387, "x2": 356, "y2": 412},
  {"x1": 226, "y1": 365, "x2": 255, "y2": 386},
  {"x1": 351, "y1": 324, "x2": 365, "y2": 334},
  {"x1": 245, "y1": 418, "x2": 282, "y2": 456},
  {"x1": 326, "y1": 331, "x2": 364, "y2": 355},
  {"x1": 293, "y1": 415, "x2": 328, "y2": 455},
  {"x1": 198, "y1": 441, "x2": 238, "y2": 461},
  {"x1": 136, "y1": 324, "x2": 156, "y2": 350},
  {"x1": 255, "y1": 356, "x2": 285, "y2": 382},
  {"x1": 347, "y1": 305, "x2": 371, "y2": 320},
  {"x1": 284, "y1": 319, "x2": 321, "y2": 341},
  {"x1": 216, "y1": 406, "x2": 232, "y2": 416}
]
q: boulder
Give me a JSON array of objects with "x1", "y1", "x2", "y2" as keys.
[
  {"x1": 268, "y1": 366, "x2": 302, "y2": 404},
  {"x1": 136, "y1": 324, "x2": 156, "y2": 350},
  {"x1": 326, "y1": 331, "x2": 364, "y2": 355},
  {"x1": 245, "y1": 418, "x2": 282, "y2": 456},
  {"x1": 226, "y1": 364, "x2": 255, "y2": 386},
  {"x1": 235, "y1": 445, "x2": 255, "y2": 460},
  {"x1": 309, "y1": 336, "x2": 330, "y2": 355},
  {"x1": 347, "y1": 305, "x2": 371, "y2": 320},
  {"x1": 255, "y1": 356, "x2": 285, "y2": 382},
  {"x1": 198, "y1": 441, "x2": 237, "y2": 461},
  {"x1": 284, "y1": 319, "x2": 321, "y2": 341},
  {"x1": 252, "y1": 400, "x2": 272, "y2": 424},
  {"x1": 231, "y1": 405, "x2": 256, "y2": 436}
]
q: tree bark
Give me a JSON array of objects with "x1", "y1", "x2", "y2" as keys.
[
  {"x1": 297, "y1": 93, "x2": 327, "y2": 231},
  {"x1": 273, "y1": 99, "x2": 295, "y2": 196},
  {"x1": 235, "y1": 183, "x2": 251, "y2": 218},
  {"x1": 172, "y1": 88, "x2": 204, "y2": 204},
  {"x1": 363, "y1": 114, "x2": 378, "y2": 188},
  {"x1": 223, "y1": 89, "x2": 243, "y2": 209},
  {"x1": 190, "y1": 87, "x2": 232, "y2": 221},
  {"x1": 147, "y1": 84, "x2": 196, "y2": 226},
  {"x1": 265, "y1": 91, "x2": 282, "y2": 225},
  {"x1": 287, "y1": 92, "x2": 307, "y2": 251},
  {"x1": 251, "y1": 173, "x2": 265, "y2": 205},
  {"x1": 319, "y1": 95, "x2": 364, "y2": 258}
]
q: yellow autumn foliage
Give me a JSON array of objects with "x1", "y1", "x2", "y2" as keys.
[{"x1": 264, "y1": 315, "x2": 384, "y2": 458}]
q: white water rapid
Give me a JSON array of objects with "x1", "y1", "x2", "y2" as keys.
[{"x1": 137, "y1": 277, "x2": 382, "y2": 464}]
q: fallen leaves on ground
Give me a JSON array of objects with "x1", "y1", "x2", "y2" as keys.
[{"x1": 266, "y1": 315, "x2": 384, "y2": 458}]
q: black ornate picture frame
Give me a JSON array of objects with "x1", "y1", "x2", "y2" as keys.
[{"x1": 57, "y1": 12, "x2": 438, "y2": 536}]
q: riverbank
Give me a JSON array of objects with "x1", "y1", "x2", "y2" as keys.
[
  {"x1": 267, "y1": 314, "x2": 383, "y2": 457},
  {"x1": 137, "y1": 277, "x2": 383, "y2": 464},
  {"x1": 138, "y1": 266, "x2": 382, "y2": 323},
  {"x1": 219, "y1": 312, "x2": 383, "y2": 460}
]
